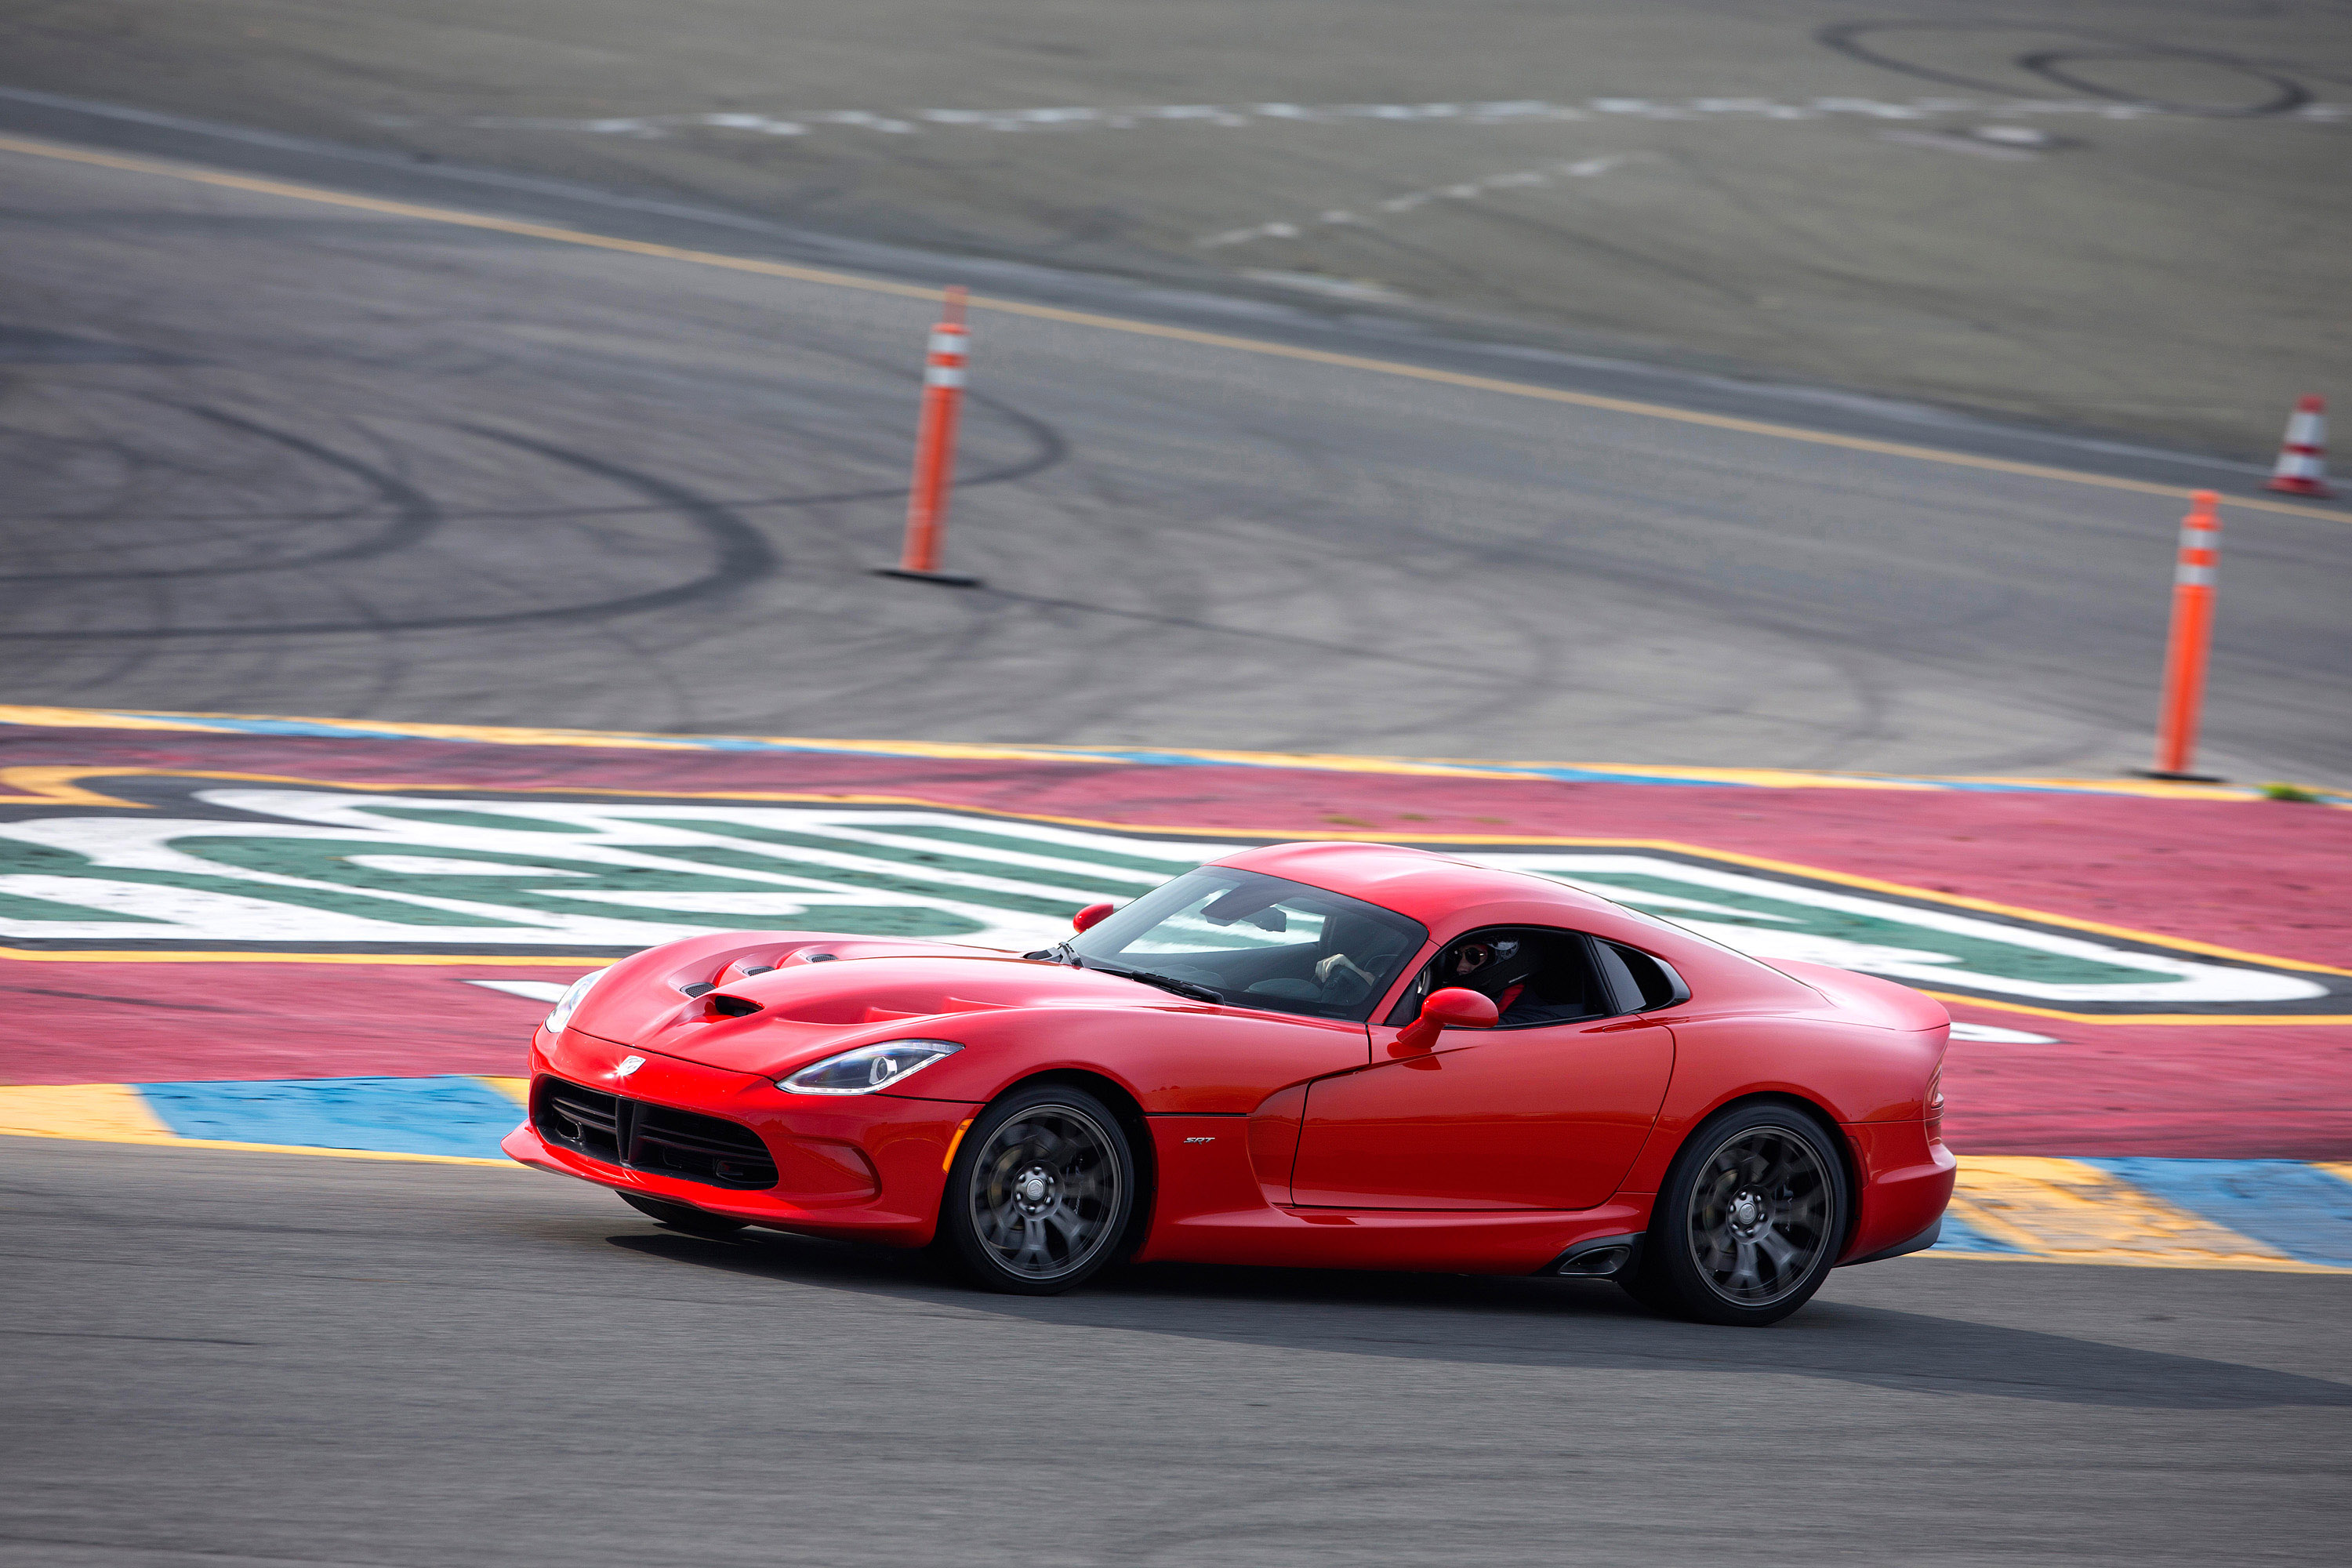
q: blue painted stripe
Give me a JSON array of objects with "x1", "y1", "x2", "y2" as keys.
[
  {"x1": 2084, "y1": 1158, "x2": 2352, "y2": 1269},
  {"x1": 136, "y1": 1076, "x2": 523, "y2": 1160},
  {"x1": 118, "y1": 713, "x2": 462, "y2": 743},
  {"x1": 1929, "y1": 1208, "x2": 2027, "y2": 1254}
]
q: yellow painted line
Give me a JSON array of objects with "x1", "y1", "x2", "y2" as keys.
[
  {"x1": 476, "y1": 1076, "x2": 531, "y2": 1106},
  {"x1": 5, "y1": 708, "x2": 2345, "y2": 809},
  {"x1": 0, "y1": 1127, "x2": 518, "y2": 1165},
  {"x1": 7, "y1": 707, "x2": 2347, "y2": 812},
  {"x1": 0, "y1": 1084, "x2": 521, "y2": 1165},
  {"x1": 1949, "y1": 1156, "x2": 2343, "y2": 1273},
  {"x1": 0, "y1": 1080, "x2": 679, "y2": 1177},
  {"x1": 0, "y1": 764, "x2": 190, "y2": 807},
  {"x1": 1918, "y1": 990, "x2": 2352, "y2": 1027},
  {"x1": 0, "y1": 1082, "x2": 176, "y2": 1142},
  {"x1": 2, "y1": 132, "x2": 2349, "y2": 529},
  {"x1": 2320, "y1": 1163, "x2": 2352, "y2": 1188}
]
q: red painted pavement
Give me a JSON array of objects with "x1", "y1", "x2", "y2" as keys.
[{"x1": 4, "y1": 724, "x2": 2348, "y2": 1156}]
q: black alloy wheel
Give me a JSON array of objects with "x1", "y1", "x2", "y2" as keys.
[
  {"x1": 619, "y1": 1191, "x2": 747, "y2": 1239},
  {"x1": 1623, "y1": 1102, "x2": 1848, "y2": 1327},
  {"x1": 942, "y1": 1084, "x2": 1136, "y2": 1295}
]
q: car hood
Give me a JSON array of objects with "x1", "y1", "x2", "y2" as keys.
[{"x1": 568, "y1": 951, "x2": 1186, "y2": 1077}]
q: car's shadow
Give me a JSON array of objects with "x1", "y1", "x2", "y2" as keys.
[{"x1": 604, "y1": 1226, "x2": 2352, "y2": 1412}]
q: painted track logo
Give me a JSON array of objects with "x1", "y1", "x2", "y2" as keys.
[{"x1": 0, "y1": 775, "x2": 2342, "y2": 1022}]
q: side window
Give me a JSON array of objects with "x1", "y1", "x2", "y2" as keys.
[
  {"x1": 1385, "y1": 927, "x2": 1615, "y2": 1029},
  {"x1": 1592, "y1": 941, "x2": 1690, "y2": 1013}
]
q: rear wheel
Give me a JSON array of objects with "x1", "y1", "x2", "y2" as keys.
[
  {"x1": 619, "y1": 1192, "x2": 746, "y2": 1239},
  {"x1": 1621, "y1": 1102, "x2": 1848, "y2": 1327},
  {"x1": 939, "y1": 1084, "x2": 1136, "y2": 1295}
]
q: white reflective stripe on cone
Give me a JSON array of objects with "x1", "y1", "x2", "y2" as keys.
[
  {"x1": 2176, "y1": 564, "x2": 2217, "y2": 586},
  {"x1": 924, "y1": 365, "x2": 967, "y2": 387},
  {"x1": 928, "y1": 330, "x2": 967, "y2": 355}
]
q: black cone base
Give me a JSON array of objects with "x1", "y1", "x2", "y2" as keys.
[{"x1": 876, "y1": 567, "x2": 982, "y2": 587}]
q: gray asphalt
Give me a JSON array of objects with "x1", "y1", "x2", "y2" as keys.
[
  {"x1": 5, "y1": 0, "x2": 2348, "y2": 456},
  {"x1": 3, "y1": 113, "x2": 2349, "y2": 785},
  {"x1": 3, "y1": 1138, "x2": 2346, "y2": 1566}
]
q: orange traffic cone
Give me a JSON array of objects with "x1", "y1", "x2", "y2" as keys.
[{"x1": 2263, "y1": 394, "x2": 2334, "y2": 498}]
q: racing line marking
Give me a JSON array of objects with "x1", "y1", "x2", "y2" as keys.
[{"x1": 2, "y1": 132, "x2": 2347, "y2": 528}]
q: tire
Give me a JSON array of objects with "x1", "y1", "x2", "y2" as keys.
[
  {"x1": 939, "y1": 1083, "x2": 1138, "y2": 1296},
  {"x1": 1620, "y1": 1102, "x2": 1849, "y2": 1327},
  {"x1": 619, "y1": 1192, "x2": 747, "y2": 1239}
]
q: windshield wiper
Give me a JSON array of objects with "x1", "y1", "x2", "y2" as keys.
[{"x1": 1089, "y1": 964, "x2": 1223, "y2": 1004}]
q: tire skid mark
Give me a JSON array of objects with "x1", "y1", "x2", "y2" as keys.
[
  {"x1": 1816, "y1": 20, "x2": 2318, "y2": 118},
  {"x1": 0, "y1": 426, "x2": 767, "y2": 638},
  {"x1": 0, "y1": 402, "x2": 443, "y2": 584}
]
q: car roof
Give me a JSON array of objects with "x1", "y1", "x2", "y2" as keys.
[{"x1": 1212, "y1": 840, "x2": 1623, "y2": 927}]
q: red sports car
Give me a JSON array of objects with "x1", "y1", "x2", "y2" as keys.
[{"x1": 502, "y1": 840, "x2": 1954, "y2": 1326}]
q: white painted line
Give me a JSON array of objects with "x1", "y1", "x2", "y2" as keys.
[
  {"x1": 1200, "y1": 155, "x2": 1646, "y2": 249},
  {"x1": 1878, "y1": 129, "x2": 2041, "y2": 162},
  {"x1": 1947, "y1": 1021, "x2": 2062, "y2": 1045},
  {"x1": 456, "y1": 96, "x2": 2352, "y2": 140},
  {"x1": 463, "y1": 979, "x2": 570, "y2": 1004}
]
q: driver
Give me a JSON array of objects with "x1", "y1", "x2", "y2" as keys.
[
  {"x1": 1438, "y1": 937, "x2": 1534, "y2": 1011},
  {"x1": 1430, "y1": 934, "x2": 1589, "y2": 1025}
]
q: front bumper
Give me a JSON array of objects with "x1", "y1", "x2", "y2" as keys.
[{"x1": 501, "y1": 1025, "x2": 978, "y2": 1247}]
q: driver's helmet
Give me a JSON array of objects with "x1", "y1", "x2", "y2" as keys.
[{"x1": 1440, "y1": 936, "x2": 1534, "y2": 1000}]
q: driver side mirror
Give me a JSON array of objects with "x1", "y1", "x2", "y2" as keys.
[
  {"x1": 1395, "y1": 986, "x2": 1499, "y2": 1051},
  {"x1": 1072, "y1": 902, "x2": 1116, "y2": 933}
]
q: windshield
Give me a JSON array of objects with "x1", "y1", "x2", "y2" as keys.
[{"x1": 1064, "y1": 866, "x2": 1427, "y2": 1022}]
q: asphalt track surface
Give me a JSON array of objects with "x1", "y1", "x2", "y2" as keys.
[
  {"x1": 5, "y1": 21, "x2": 2351, "y2": 1566},
  {"x1": 3, "y1": 112, "x2": 2350, "y2": 786},
  {"x1": 2, "y1": 1138, "x2": 2345, "y2": 1567},
  {"x1": 4, "y1": 0, "x2": 2349, "y2": 456}
]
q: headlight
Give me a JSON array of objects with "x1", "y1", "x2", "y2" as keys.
[
  {"x1": 777, "y1": 1040, "x2": 962, "y2": 1096},
  {"x1": 544, "y1": 967, "x2": 611, "y2": 1034}
]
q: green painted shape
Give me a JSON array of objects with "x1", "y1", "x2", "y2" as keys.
[
  {"x1": 0, "y1": 838, "x2": 535, "y2": 929},
  {"x1": 186, "y1": 836, "x2": 993, "y2": 937},
  {"x1": 0, "y1": 886, "x2": 168, "y2": 923},
  {"x1": 1555, "y1": 869, "x2": 2157, "y2": 985},
  {"x1": 653, "y1": 823, "x2": 1123, "y2": 909},
  {"x1": 734, "y1": 905, "x2": 985, "y2": 938},
  {"x1": 358, "y1": 808, "x2": 596, "y2": 834},
  {"x1": 178, "y1": 836, "x2": 881, "y2": 930},
  {"x1": 874, "y1": 822, "x2": 1205, "y2": 877}
]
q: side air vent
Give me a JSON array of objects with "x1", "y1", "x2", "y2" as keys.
[{"x1": 542, "y1": 1080, "x2": 624, "y2": 1164}]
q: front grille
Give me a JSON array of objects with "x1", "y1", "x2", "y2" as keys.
[
  {"x1": 633, "y1": 1103, "x2": 777, "y2": 1189},
  {"x1": 532, "y1": 1076, "x2": 779, "y2": 1191}
]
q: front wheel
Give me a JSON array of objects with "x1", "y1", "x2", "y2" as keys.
[
  {"x1": 1621, "y1": 1102, "x2": 1849, "y2": 1327},
  {"x1": 939, "y1": 1084, "x2": 1137, "y2": 1295}
]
